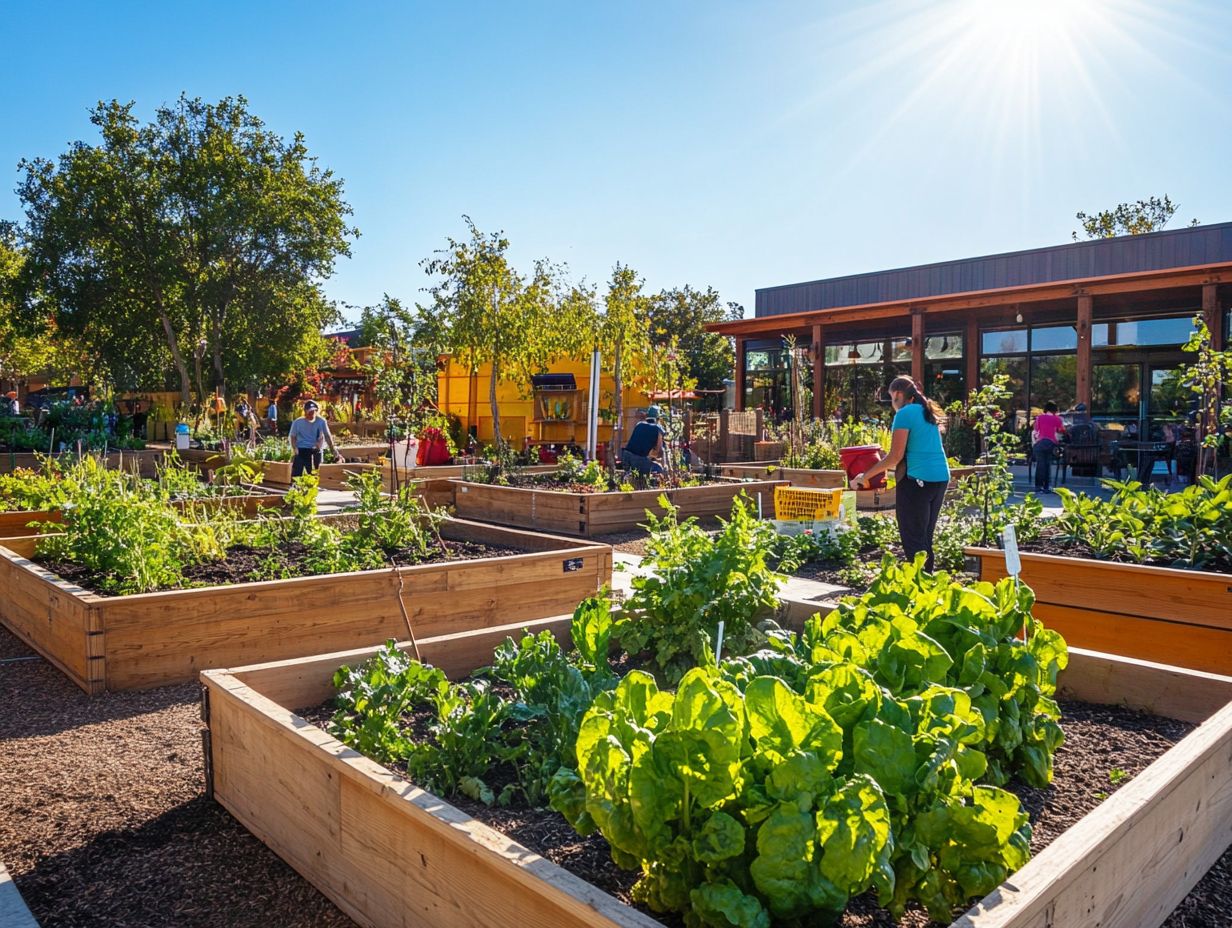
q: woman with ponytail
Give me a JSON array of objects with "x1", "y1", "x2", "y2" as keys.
[{"x1": 852, "y1": 376, "x2": 950, "y2": 570}]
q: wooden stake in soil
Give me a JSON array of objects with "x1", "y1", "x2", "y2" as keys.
[{"x1": 393, "y1": 566, "x2": 422, "y2": 661}]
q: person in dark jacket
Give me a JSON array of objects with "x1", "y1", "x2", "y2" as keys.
[{"x1": 621, "y1": 406, "x2": 666, "y2": 475}]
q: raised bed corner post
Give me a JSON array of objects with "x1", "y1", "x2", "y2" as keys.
[{"x1": 200, "y1": 684, "x2": 214, "y2": 801}]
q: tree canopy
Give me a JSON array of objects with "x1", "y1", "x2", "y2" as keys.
[
  {"x1": 647, "y1": 285, "x2": 741, "y2": 391},
  {"x1": 16, "y1": 95, "x2": 355, "y2": 404},
  {"x1": 1072, "y1": 195, "x2": 1199, "y2": 241},
  {"x1": 421, "y1": 217, "x2": 567, "y2": 449}
]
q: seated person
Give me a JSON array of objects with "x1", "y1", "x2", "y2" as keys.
[{"x1": 621, "y1": 406, "x2": 665, "y2": 475}]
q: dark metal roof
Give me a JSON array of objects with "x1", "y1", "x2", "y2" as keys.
[{"x1": 755, "y1": 222, "x2": 1232, "y2": 317}]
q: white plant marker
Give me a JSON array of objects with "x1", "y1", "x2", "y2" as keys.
[{"x1": 715, "y1": 620, "x2": 726, "y2": 664}]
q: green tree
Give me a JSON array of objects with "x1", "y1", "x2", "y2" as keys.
[
  {"x1": 422, "y1": 218, "x2": 564, "y2": 452},
  {"x1": 353, "y1": 295, "x2": 446, "y2": 424},
  {"x1": 0, "y1": 224, "x2": 85, "y2": 385},
  {"x1": 647, "y1": 285, "x2": 741, "y2": 391},
  {"x1": 17, "y1": 95, "x2": 355, "y2": 404},
  {"x1": 600, "y1": 263, "x2": 651, "y2": 462},
  {"x1": 1072, "y1": 195, "x2": 1199, "y2": 241},
  {"x1": 1180, "y1": 315, "x2": 1232, "y2": 477}
]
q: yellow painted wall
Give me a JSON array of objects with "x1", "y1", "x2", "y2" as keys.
[{"x1": 438, "y1": 356, "x2": 654, "y2": 445}]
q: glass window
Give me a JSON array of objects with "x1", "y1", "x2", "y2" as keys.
[
  {"x1": 889, "y1": 338, "x2": 913, "y2": 363},
  {"x1": 1091, "y1": 364, "x2": 1141, "y2": 419},
  {"x1": 924, "y1": 361, "x2": 964, "y2": 408},
  {"x1": 1148, "y1": 366, "x2": 1189, "y2": 427},
  {"x1": 745, "y1": 349, "x2": 783, "y2": 371},
  {"x1": 825, "y1": 341, "x2": 884, "y2": 367},
  {"x1": 1031, "y1": 325, "x2": 1077, "y2": 352},
  {"x1": 925, "y1": 334, "x2": 963, "y2": 360},
  {"x1": 1092, "y1": 316, "x2": 1198, "y2": 349},
  {"x1": 980, "y1": 357, "x2": 1029, "y2": 432},
  {"x1": 981, "y1": 328, "x2": 1028, "y2": 355},
  {"x1": 1029, "y1": 355, "x2": 1076, "y2": 415}
]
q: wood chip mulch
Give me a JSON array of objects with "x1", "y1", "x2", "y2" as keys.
[{"x1": 0, "y1": 628, "x2": 352, "y2": 928}]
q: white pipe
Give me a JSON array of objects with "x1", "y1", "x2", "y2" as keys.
[{"x1": 587, "y1": 346, "x2": 601, "y2": 461}]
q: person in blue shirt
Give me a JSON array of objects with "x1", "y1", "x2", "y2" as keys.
[
  {"x1": 852, "y1": 376, "x2": 951, "y2": 571},
  {"x1": 288, "y1": 400, "x2": 346, "y2": 478},
  {"x1": 621, "y1": 406, "x2": 666, "y2": 475}
]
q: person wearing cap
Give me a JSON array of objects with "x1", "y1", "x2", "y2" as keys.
[
  {"x1": 4, "y1": 391, "x2": 19, "y2": 416},
  {"x1": 288, "y1": 400, "x2": 345, "y2": 478},
  {"x1": 621, "y1": 406, "x2": 666, "y2": 475}
]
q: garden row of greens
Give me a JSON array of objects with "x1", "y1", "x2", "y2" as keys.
[
  {"x1": 328, "y1": 497, "x2": 1067, "y2": 927},
  {"x1": 0, "y1": 400, "x2": 146, "y2": 452},
  {"x1": 21, "y1": 462, "x2": 442, "y2": 595},
  {"x1": 0, "y1": 453, "x2": 257, "y2": 512}
]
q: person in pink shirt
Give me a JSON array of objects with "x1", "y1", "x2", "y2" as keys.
[{"x1": 1032, "y1": 402, "x2": 1065, "y2": 492}]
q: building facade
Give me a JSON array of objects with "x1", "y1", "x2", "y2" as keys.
[{"x1": 709, "y1": 223, "x2": 1231, "y2": 438}]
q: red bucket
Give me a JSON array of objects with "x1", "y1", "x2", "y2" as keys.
[{"x1": 840, "y1": 444, "x2": 885, "y2": 489}]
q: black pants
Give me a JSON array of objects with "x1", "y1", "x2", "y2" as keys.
[
  {"x1": 291, "y1": 448, "x2": 322, "y2": 478},
  {"x1": 896, "y1": 477, "x2": 948, "y2": 572},
  {"x1": 1033, "y1": 440, "x2": 1056, "y2": 491}
]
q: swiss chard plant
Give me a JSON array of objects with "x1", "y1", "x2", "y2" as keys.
[
  {"x1": 553, "y1": 556, "x2": 1064, "y2": 927},
  {"x1": 615, "y1": 494, "x2": 784, "y2": 684}
]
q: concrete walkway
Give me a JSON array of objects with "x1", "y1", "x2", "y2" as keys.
[{"x1": 0, "y1": 862, "x2": 39, "y2": 928}]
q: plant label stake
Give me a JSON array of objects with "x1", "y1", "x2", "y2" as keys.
[
  {"x1": 1002, "y1": 524, "x2": 1025, "y2": 640},
  {"x1": 714, "y1": 620, "x2": 726, "y2": 664}
]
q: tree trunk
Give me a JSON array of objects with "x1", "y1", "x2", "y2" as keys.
[
  {"x1": 153, "y1": 296, "x2": 192, "y2": 407},
  {"x1": 211, "y1": 309, "x2": 226, "y2": 397}
]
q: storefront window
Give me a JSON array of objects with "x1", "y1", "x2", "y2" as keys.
[
  {"x1": 979, "y1": 357, "x2": 1028, "y2": 432},
  {"x1": 982, "y1": 329, "x2": 1028, "y2": 355},
  {"x1": 1029, "y1": 354, "x2": 1076, "y2": 414},
  {"x1": 1031, "y1": 325, "x2": 1078, "y2": 352},
  {"x1": 1092, "y1": 363, "x2": 1140, "y2": 419},
  {"x1": 925, "y1": 362, "x2": 965, "y2": 407},
  {"x1": 925, "y1": 333, "x2": 963, "y2": 359},
  {"x1": 1092, "y1": 315, "x2": 1198, "y2": 349}
]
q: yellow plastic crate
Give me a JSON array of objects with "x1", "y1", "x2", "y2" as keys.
[{"x1": 773, "y1": 485, "x2": 844, "y2": 521}]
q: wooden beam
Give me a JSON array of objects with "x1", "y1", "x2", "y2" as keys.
[
  {"x1": 707, "y1": 262, "x2": 1232, "y2": 337},
  {"x1": 811, "y1": 324, "x2": 824, "y2": 420},
  {"x1": 733, "y1": 337, "x2": 745, "y2": 411},
  {"x1": 965, "y1": 316, "x2": 980, "y2": 400},
  {"x1": 1076, "y1": 295, "x2": 1093, "y2": 411},
  {"x1": 1203, "y1": 283, "x2": 1223, "y2": 350},
  {"x1": 911, "y1": 309, "x2": 925, "y2": 384}
]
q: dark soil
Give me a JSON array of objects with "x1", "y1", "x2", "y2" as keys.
[
  {"x1": 36, "y1": 539, "x2": 526, "y2": 596},
  {"x1": 1018, "y1": 525, "x2": 1231, "y2": 575}
]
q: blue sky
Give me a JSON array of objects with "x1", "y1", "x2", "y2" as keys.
[{"x1": 2, "y1": 0, "x2": 1230, "y2": 323}]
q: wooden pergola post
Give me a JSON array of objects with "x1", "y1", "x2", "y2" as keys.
[
  {"x1": 1076, "y1": 295, "x2": 1093, "y2": 411},
  {"x1": 733, "y1": 336, "x2": 746, "y2": 411},
  {"x1": 911, "y1": 308, "x2": 925, "y2": 384},
  {"x1": 811, "y1": 323, "x2": 824, "y2": 420},
  {"x1": 965, "y1": 316, "x2": 979, "y2": 401}
]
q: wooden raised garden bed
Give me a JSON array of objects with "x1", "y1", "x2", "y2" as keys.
[
  {"x1": 250, "y1": 459, "x2": 380, "y2": 490},
  {"x1": 201, "y1": 623, "x2": 1232, "y2": 928},
  {"x1": 967, "y1": 547, "x2": 1232, "y2": 676},
  {"x1": 380, "y1": 462, "x2": 560, "y2": 509},
  {"x1": 719, "y1": 463, "x2": 848, "y2": 488},
  {"x1": 452, "y1": 477, "x2": 788, "y2": 537},
  {"x1": 0, "y1": 519, "x2": 611, "y2": 694},
  {"x1": 0, "y1": 448, "x2": 167, "y2": 477}
]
